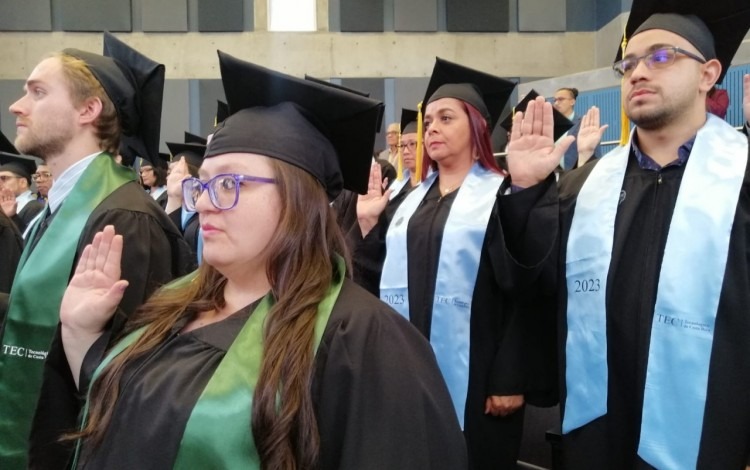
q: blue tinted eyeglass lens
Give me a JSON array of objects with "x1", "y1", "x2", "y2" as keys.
[
  {"x1": 211, "y1": 176, "x2": 238, "y2": 209},
  {"x1": 650, "y1": 49, "x2": 673, "y2": 65}
]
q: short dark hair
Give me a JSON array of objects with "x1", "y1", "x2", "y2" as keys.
[{"x1": 557, "y1": 87, "x2": 579, "y2": 99}]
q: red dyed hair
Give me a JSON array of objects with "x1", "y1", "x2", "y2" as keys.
[{"x1": 421, "y1": 101, "x2": 505, "y2": 180}]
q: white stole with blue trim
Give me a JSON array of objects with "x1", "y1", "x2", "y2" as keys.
[
  {"x1": 380, "y1": 162, "x2": 503, "y2": 428},
  {"x1": 563, "y1": 114, "x2": 748, "y2": 469}
]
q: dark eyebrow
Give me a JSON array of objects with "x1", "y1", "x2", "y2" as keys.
[{"x1": 623, "y1": 43, "x2": 673, "y2": 59}]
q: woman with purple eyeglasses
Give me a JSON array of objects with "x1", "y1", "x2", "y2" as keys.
[{"x1": 40, "y1": 51, "x2": 467, "y2": 470}]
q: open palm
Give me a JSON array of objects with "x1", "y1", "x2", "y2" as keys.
[
  {"x1": 60, "y1": 225, "x2": 128, "y2": 335},
  {"x1": 506, "y1": 97, "x2": 574, "y2": 187}
]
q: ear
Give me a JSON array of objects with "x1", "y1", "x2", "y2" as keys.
[
  {"x1": 699, "y1": 59, "x2": 722, "y2": 93},
  {"x1": 77, "y1": 96, "x2": 104, "y2": 126}
]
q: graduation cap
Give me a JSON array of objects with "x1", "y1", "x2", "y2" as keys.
[
  {"x1": 615, "y1": 0, "x2": 750, "y2": 83},
  {"x1": 166, "y1": 142, "x2": 206, "y2": 169},
  {"x1": 499, "y1": 89, "x2": 574, "y2": 141},
  {"x1": 0, "y1": 154, "x2": 37, "y2": 182},
  {"x1": 422, "y1": 57, "x2": 516, "y2": 128},
  {"x1": 304, "y1": 75, "x2": 383, "y2": 132},
  {"x1": 63, "y1": 32, "x2": 165, "y2": 166},
  {"x1": 394, "y1": 108, "x2": 420, "y2": 181},
  {"x1": 0, "y1": 130, "x2": 18, "y2": 155},
  {"x1": 216, "y1": 100, "x2": 229, "y2": 126},
  {"x1": 184, "y1": 131, "x2": 207, "y2": 146},
  {"x1": 304, "y1": 75, "x2": 370, "y2": 98},
  {"x1": 400, "y1": 109, "x2": 419, "y2": 135},
  {"x1": 204, "y1": 51, "x2": 385, "y2": 199}
]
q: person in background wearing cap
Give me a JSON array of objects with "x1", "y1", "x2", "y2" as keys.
[
  {"x1": 501, "y1": 1, "x2": 750, "y2": 468},
  {"x1": 41, "y1": 51, "x2": 466, "y2": 470},
  {"x1": 164, "y1": 141, "x2": 206, "y2": 264},
  {"x1": 0, "y1": 33, "x2": 192, "y2": 468},
  {"x1": 0, "y1": 155, "x2": 45, "y2": 234},
  {"x1": 348, "y1": 108, "x2": 421, "y2": 296},
  {"x1": 357, "y1": 58, "x2": 556, "y2": 469},
  {"x1": 139, "y1": 157, "x2": 168, "y2": 207},
  {"x1": 32, "y1": 164, "x2": 52, "y2": 201}
]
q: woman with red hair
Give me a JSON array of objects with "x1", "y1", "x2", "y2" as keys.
[{"x1": 356, "y1": 58, "x2": 556, "y2": 469}]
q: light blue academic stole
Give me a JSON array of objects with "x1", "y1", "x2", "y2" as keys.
[
  {"x1": 563, "y1": 114, "x2": 748, "y2": 469},
  {"x1": 388, "y1": 170, "x2": 411, "y2": 201},
  {"x1": 380, "y1": 162, "x2": 503, "y2": 428}
]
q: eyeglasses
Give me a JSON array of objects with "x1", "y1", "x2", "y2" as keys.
[
  {"x1": 32, "y1": 172, "x2": 52, "y2": 181},
  {"x1": 0, "y1": 175, "x2": 23, "y2": 182},
  {"x1": 139, "y1": 167, "x2": 154, "y2": 174},
  {"x1": 613, "y1": 46, "x2": 706, "y2": 77},
  {"x1": 398, "y1": 141, "x2": 418, "y2": 151},
  {"x1": 181, "y1": 173, "x2": 276, "y2": 211}
]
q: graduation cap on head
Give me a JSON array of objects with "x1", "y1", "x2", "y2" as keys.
[
  {"x1": 400, "y1": 109, "x2": 419, "y2": 135},
  {"x1": 395, "y1": 108, "x2": 419, "y2": 181},
  {"x1": 204, "y1": 51, "x2": 385, "y2": 199},
  {"x1": 499, "y1": 89, "x2": 574, "y2": 141},
  {"x1": 63, "y1": 32, "x2": 165, "y2": 167},
  {"x1": 215, "y1": 100, "x2": 229, "y2": 127},
  {"x1": 0, "y1": 154, "x2": 37, "y2": 183},
  {"x1": 184, "y1": 131, "x2": 207, "y2": 146},
  {"x1": 166, "y1": 142, "x2": 206, "y2": 169},
  {"x1": 423, "y1": 57, "x2": 516, "y2": 128},
  {"x1": 615, "y1": 0, "x2": 750, "y2": 83}
]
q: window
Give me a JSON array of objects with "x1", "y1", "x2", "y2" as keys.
[{"x1": 268, "y1": 0, "x2": 316, "y2": 31}]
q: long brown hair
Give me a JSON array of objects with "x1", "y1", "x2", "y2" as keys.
[{"x1": 76, "y1": 158, "x2": 349, "y2": 470}]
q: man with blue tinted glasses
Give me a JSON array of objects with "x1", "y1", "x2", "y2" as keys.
[{"x1": 500, "y1": 1, "x2": 750, "y2": 468}]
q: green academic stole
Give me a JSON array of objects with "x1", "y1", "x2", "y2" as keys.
[
  {"x1": 73, "y1": 258, "x2": 345, "y2": 469},
  {"x1": 0, "y1": 153, "x2": 135, "y2": 468}
]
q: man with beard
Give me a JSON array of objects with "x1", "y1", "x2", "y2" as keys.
[
  {"x1": 0, "y1": 33, "x2": 191, "y2": 469},
  {"x1": 499, "y1": 1, "x2": 750, "y2": 468}
]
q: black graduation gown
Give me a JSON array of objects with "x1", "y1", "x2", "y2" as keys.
[
  {"x1": 26, "y1": 181, "x2": 194, "y2": 469},
  {"x1": 351, "y1": 178, "x2": 557, "y2": 470},
  {"x1": 10, "y1": 198, "x2": 45, "y2": 234},
  {"x1": 168, "y1": 207, "x2": 200, "y2": 263},
  {"x1": 498, "y1": 144, "x2": 750, "y2": 469},
  {"x1": 0, "y1": 210, "x2": 22, "y2": 294},
  {"x1": 67, "y1": 280, "x2": 467, "y2": 469}
]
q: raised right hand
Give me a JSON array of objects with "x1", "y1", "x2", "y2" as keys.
[
  {"x1": 506, "y1": 97, "x2": 575, "y2": 188},
  {"x1": 356, "y1": 162, "x2": 391, "y2": 236},
  {"x1": 60, "y1": 225, "x2": 128, "y2": 335}
]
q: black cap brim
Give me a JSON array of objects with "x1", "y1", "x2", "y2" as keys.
[
  {"x1": 499, "y1": 89, "x2": 574, "y2": 141},
  {"x1": 0, "y1": 153, "x2": 37, "y2": 179},
  {"x1": 615, "y1": 0, "x2": 750, "y2": 83},
  {"x1": 184, "y1": 131, "x2": 207, "y2": 146},
  {"x1": 166, "y1": 142, "x2": 206, "y2": 169},
  {"x1": 423, "y1": 57, "x2": 516, "y2": 127},
  {"x1": 205, "y1": 51, "x2": 385, "y2": 198},
  {"x1": 400, "y1": 109, "x2": 419, "y2": 135},
  {"x1": 0, "y1": 131, "x2": 18, "y2": 155}
]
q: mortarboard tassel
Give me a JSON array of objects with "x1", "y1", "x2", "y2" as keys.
[
  {"x1": 416, "y1": 101, "x2": 424, "y2": 184},
  {"x1": 619, "y1": 30, "x2": 631, "y2": 146}
]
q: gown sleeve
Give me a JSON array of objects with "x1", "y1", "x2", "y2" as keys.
[{"x1": 313, "y1": 281, "x2": 468, "y2": 470}]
